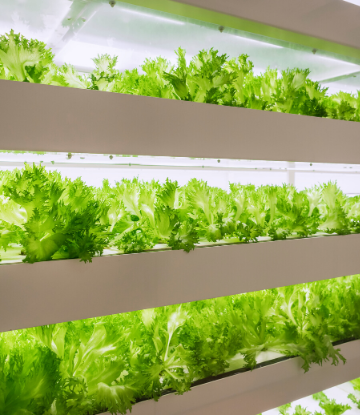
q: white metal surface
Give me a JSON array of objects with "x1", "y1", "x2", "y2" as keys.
[
  {"x1": 174, "y1": 0, "x2": 360, "y2": 51},
  {"x1": 1, "y1": 80, "x2": 360, "y2": 164},
  {"x1": 100, "y1": 339, "x2": 360, "y2": 415},
  {"x1": 1, "y1": 234, "x2": 360, "y2": 333}
]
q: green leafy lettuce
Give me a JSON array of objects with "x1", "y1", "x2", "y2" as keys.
[
  {"x1": 1, "y1": 275, "x2": 360, "y2": 414},
  {"x1": 1, "y1": 31, "x2": 360, "y2": 122},
  {"x1": 1, "y1": 163, "x2": 359, "y2": 263}
]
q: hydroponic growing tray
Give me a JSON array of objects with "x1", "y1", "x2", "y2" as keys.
[
  {"x1": 99, "y1": 339, "x2": 360, "y2": 415},
  {"x1": 1, "y1": 80, "x2": 360, "y2": 164},
  {"x1": 2, "y1": 271, "x2": 359, "y2": 414},
  {"x1": 1, "y1": 234, "x2": 360, "y2": 333}
]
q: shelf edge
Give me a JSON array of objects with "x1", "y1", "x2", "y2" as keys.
[
  {"x1": 2, "y1": 80, "x2": 360, "y2": 163},
  {"x1": 122, "y1": 0, "x2": 360, "y2": 62},
  {"x1": 1, "y1": 234, "x2": 360, "y2": 333},
  {"x1": 100, "y1": 339, "x2": 360, "y2": 415}
]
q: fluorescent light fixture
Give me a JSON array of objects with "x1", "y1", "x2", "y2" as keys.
[
  {"x1": 3, "y1": 150, "x2": 360, "y2": 173},
  {"x1": 235, "y1": 35, "x2": 282, "y2": 48},
  {"x1": 344, "y1": 0, "x2": 360, "y2": 5},
  {"x1": 316, "y1": 55, "x2": 343, "y2": 63},
  {"x1": 315, "y1": 54, "x2": 359, "y2": 66},
  {"x1": 120, "y1": 8, "x2": 185, "y2": 25}
]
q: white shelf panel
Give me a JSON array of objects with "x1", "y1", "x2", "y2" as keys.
[
  {"x1": 100, "y1": 339, "x2": 360, "y2": 415},
  {"x1": 1, "y1": 234, "x2": 360, "y2": 333},
  {"x1": 171, "y1": 0, "x2": 360, "y2": 52},
  {"x1": 1, "y1": 80, "x2": 360, "y2": 164}
]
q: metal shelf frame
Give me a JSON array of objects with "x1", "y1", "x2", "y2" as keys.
[{"x1": 1, "y1": 11, "x2": 360, "y2": 409}]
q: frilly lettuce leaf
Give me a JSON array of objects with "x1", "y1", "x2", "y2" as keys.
[{"x1": 2, "y1": 275, "x2": 359, "y2": 413}]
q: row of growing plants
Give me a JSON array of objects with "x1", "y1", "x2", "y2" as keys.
[
  {"x1": 1, "y1": 275, "x2": 359, "y2": 415},
  {"x1": 1, "y1": 30, "x2": 360, "y2": 121},
  {"x1": 0, "y1": 163, "x2": 358, "y2": 263},
  {"x1": 261, "y1": 380, "x2": 360, "y2": 415}
]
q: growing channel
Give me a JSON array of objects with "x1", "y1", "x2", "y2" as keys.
[
  {"x1": 1, "y1": 275, "x2": 359, "y2": 415},
  {"x1": 1, "y1": 30, "x2": 360, "y2": 121},
  {"x1": 0, "y1": 164, "x2": 359, "y2": 263}
]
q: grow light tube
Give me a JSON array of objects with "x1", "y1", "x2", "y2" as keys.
[
  {"x1": 2, "y1": 150, "x2": 360, "y2": 195},
  {"x1": 119, "y1": 6, "x2": 185, "y2": 25},
  {"x1": 232, "y1": 34, "x2": 283, "y2": 49},
  {"x1": 1, "y1": 151, "x2": 360, "y2": 173},
  {"x1": 344, "y1": 0, "x2": 360, "y2": 6}
]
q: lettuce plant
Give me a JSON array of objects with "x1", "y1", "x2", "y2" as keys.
[
  {"x1": 1, "y1": 275, "x2": 359, "y2": 414},
  {"x1": 1, "y1": 31, "x2": 360, "y2": 122},
  {"x1": 348, "y1": 378, "x2": 360, "y2": 409},
  {"x1": 262, "y1": 376, "x2": 360, "y2": 415},
  {"x1": 0, "y1": 164, "x2": 108, "y2": 263},
  {"x1": 0, "y1": 164, "x2": 359, "y2": 263},
  {"x1": 313, "y1": 392, "x2": 351, "y2": 415},
  {"x1": 0, "y1": 30, "x2": 54, "y2": 83}
]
